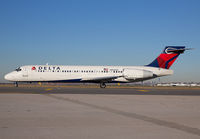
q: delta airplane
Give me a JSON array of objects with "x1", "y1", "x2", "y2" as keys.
[{"x1": 4, "y1": 46, "x2": 189, "y2": 88}]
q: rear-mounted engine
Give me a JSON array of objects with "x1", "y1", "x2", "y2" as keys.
[{"x1": 123, "y1": 69, "x2": 153, "y2": 80}]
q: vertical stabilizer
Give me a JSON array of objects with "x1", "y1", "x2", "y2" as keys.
[{"x1": 147, "y1": 46, "x2": 185, "y2": 69}]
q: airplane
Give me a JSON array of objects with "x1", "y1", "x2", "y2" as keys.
[{"x1": 4, "y1": 46, "x2": 189, "y2": 88}]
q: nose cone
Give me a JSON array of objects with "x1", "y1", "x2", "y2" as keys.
[{"x1": 4, "y1": 73, "x2": 15, "y2": 81}]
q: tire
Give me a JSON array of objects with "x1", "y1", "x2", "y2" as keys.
[{"x1": 100, "y1": 83, "x2": 106, "y2": 88}]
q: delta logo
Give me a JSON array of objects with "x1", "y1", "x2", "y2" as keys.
[
  {"x1": 32, "y1": 67, "x2": 36, "y2": 70},
  {"x1": 31, "y1": 66, "x2": 61, "y2": 71}
]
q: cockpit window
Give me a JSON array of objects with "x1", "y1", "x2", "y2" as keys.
[{"x1": 15, "y1": 67, "x2": 22, "y2": 72}]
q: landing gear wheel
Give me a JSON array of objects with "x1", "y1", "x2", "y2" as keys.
[
  {"x1": 15, "y1": 82, "x2": 18, "y2": 87},
  {"x1": 100, "y1": 82, "x2": 106, "y2": 88}
]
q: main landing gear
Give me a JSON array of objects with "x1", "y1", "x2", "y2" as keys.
[
  {"x1": 14, "y1": 82, "x2": 18, "y2": 87},
  {"x1": 100, "y1": 82, "x2": 106, "y2": 88}
]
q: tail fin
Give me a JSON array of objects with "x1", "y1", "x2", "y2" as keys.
[{"x1": 147, "y1": 46, "x2": 186, "y2": 69}]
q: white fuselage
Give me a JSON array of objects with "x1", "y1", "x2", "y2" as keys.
[{"x1": 4, "y1": 65, "x2": 173, "y2": 83}]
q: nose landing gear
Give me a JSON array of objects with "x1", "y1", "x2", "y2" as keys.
[{"x1": 14, "y1": 82, "x2": 18, "y2": 87}]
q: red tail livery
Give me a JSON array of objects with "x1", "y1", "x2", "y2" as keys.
[{"x1": 147, "y1": 46, "x2": 186, "y2": 69}]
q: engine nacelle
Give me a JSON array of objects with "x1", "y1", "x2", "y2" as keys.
[{"x1": 123, "y1": 69, "x2": 153, "y2": 80}]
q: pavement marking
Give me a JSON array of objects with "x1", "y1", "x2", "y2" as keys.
[
  {"x1": 137, "y1": 90, "x2": 149, "y2": 92},
  {"x1": 45, "y1": 88, "x2": 53, "y2": 91},
  {"x1": 43, "y1": 94, "x2": 200, "y2": 137}
]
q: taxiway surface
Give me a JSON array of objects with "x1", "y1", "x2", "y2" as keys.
[{"x1": 0, "y1": 87, "x2": 200, "y2": 139}]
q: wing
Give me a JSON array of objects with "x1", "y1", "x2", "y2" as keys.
[{"x1": 81, "y1": 76, "x2": 122, "y2": 83}]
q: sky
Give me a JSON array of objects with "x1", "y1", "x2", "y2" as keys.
[{"x1": 0, "y1": 0, "x2": 200, "y2": 83}]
